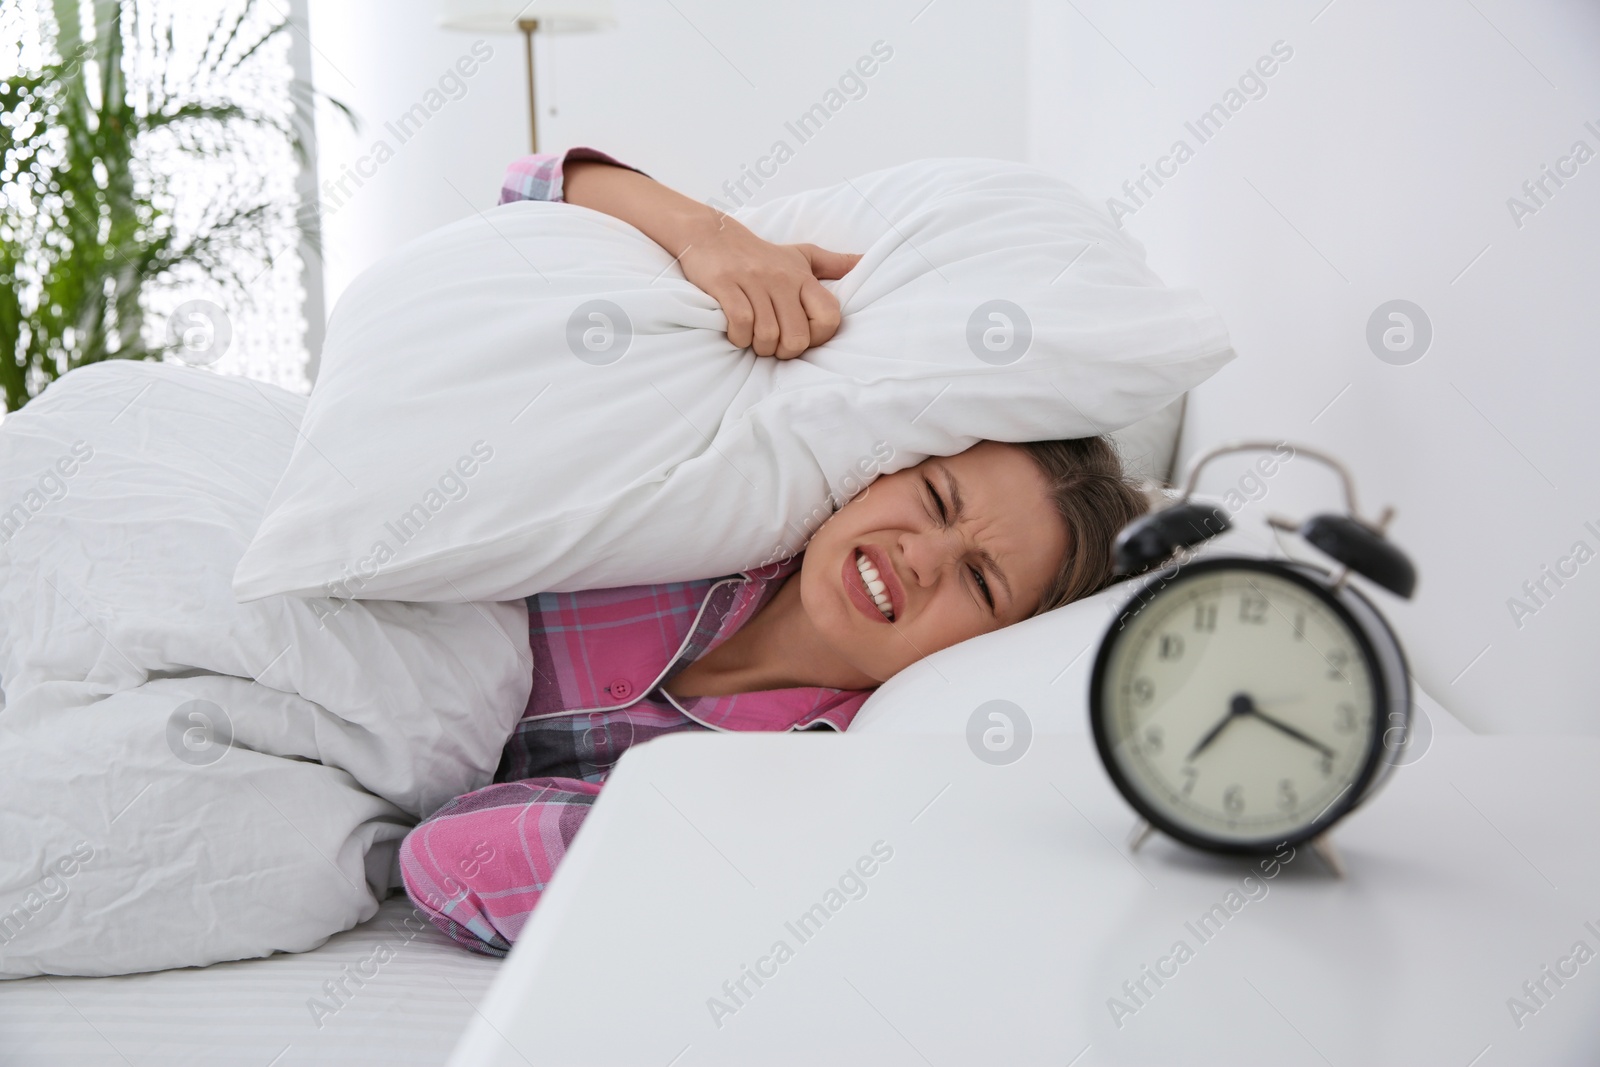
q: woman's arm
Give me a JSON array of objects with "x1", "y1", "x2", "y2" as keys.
[
  {"x1": 398, "y1": 776, "x2": 603, "y2": 957},
  {"x1": 563, "y1": 160, "x2": 859, "y2": 359}
]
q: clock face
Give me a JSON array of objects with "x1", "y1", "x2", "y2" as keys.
[{"x1": 1093, "y1": 561, "x2": 1382, "y2": 849}]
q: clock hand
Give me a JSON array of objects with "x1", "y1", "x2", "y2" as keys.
[
  {"x1": 1186, "y1": 694, "x2": 1253, "y2": 761},
  {"x1": 1245, "y1": 707, "x2": 1336, "y2": 759}
]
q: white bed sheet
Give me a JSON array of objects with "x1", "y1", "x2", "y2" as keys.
[{"x1": 0, "y1": 893, "x2": 500, "y2": 1066}]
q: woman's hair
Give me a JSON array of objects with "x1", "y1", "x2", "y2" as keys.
[{"x1": 1017, "y1": 436, "x2": 1151, "y2": 617}]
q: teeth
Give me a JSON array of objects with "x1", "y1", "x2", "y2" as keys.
[{"x1": 855, "y1": 550, "x2": 894, "y2": 619}]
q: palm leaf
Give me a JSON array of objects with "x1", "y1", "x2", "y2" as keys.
[{"x1": 0, "y1": 0, "x2": 351, "y2": 410}]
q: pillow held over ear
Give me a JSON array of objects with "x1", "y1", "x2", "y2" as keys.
[{"x1": 232, "y1": 157, "x2": 1234, "y2": 603}]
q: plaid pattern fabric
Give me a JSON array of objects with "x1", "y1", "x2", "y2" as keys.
[
  {"x1": 401, "y1": 553, "x2": 870, "y2": 955},
  {"x1": 497, "y1": 145, "x2": 646, "y2": 206},
  {"x1": 401, "y1": 158, "x2": 872, "y2": 952},
  {"x1": 398, "y1": 778, "x2": 601, "y2": 957},
  {"x1": 518, "y1": 559, "x2": 865, "y2": 733},
  {"x1": 493, "y1": 700, "x2": 706, "y2": 785}
]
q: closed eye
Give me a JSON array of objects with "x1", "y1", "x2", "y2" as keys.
[
  {"x1": 923, "y1": 476, "x2": 948, "y2": 524},
  {"x1": 924, "y1": 476, "x2": 995, "y2": 612},
  {"x1": 971, "y1": 566, "x2": 993, "y2": 609}
]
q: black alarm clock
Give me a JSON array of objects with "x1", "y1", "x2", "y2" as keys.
[{"x1": 1089, "y1": 441, "x2": 1418, "y2": 876}]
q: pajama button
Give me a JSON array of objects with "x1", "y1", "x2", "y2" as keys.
[{"x1": 608, "y1": 678, "x2": 633, "y2": 700}]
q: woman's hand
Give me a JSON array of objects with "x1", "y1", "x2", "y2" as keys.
[
  {"x1": 563, "y1": 160, "x2": 860, "y2": 358},
  {"x1": 678, "y1": 216, "x2": 860, "y2": 359}
]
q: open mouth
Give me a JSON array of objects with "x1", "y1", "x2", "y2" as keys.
[{"x1": 852, "y1": 548, "x2": 896, "y2": 621}]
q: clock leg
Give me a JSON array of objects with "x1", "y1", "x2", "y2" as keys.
[
  {"x1": 1127, "y1": 818, "x2": 1154, "y2": 853},
  {"x1": 1309, "y1": 832, "x2": 1346, "y2": 878}
]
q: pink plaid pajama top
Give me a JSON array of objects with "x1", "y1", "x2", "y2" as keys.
[{"x1": 397, "y1": 150, "x2": 871, "y2": 956}]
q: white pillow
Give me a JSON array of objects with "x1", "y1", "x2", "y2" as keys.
[
  {"x1": 847, "y1": 578, "x2": 1137, "y2": 737},
  {"x1": 233, "y1": 158, "x2": 1233, "y2": 603},
  {"x1": 1110, "y1": 394, "x2": 1185, "y2": 486},
  {"x1": 849, "y1": 510, "x2": 1475, "y2": 739}
]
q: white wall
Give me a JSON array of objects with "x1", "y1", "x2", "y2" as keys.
[
  {"x1": 306, "y1": 0, "x2": 1028, "y2": 309},
  {"x1": 1028, "y1": 0, "x2": 1600, "y2": 734}
]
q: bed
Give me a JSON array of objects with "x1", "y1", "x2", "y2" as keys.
[
  {"x1": 0, "y1": 361, "x2": 531, "y2": 991},
  {"x1": 0, "y1": 360, "x2": 520, "y2": 1058},
  {"x1": 0, "y1": 137, "x2": 1225, "y2": 1053},
  {"x1": 0, "y1": 344, "x2": 1473, "y2": 1064},
  {"x1": 0, "y1": 356, "x2": 1190, "y2": 1055},
  {"x1": 0, "y1": 896, "x2": 500, "y2": 1066}
]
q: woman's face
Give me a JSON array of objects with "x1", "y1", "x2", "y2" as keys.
[{"x1": 799, "y1": 441, "x2": 1071, "y2": 684}]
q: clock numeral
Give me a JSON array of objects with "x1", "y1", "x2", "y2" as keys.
[
  {"x1": 1193, "y1": 602, "x2": 1217, "y2": 633},
  {"x1": 1239, "y1": 594, "x2": 1269, "y2": 624},
  {"x1": 1131, "y1": 676, "x2": 1155, "y2": 706},
  {"x1": 1223, "y1": 785, "x2": 1245, "y2": 814},
  {"x1": 1143, "y1": 725, "x2": 1164, "y2": 754},
  {"x1": 1158, "y1": 634, "x2": 1185, "y2": 660},
  {"x1": 1326, "y1": 648, "x2": 1351, "y2": 681},
  {"x1": 1277, "y1": 778, "x2": 1298, "y2": 810},
  {"x1": 1334, "y1": 702, "x2": 1357, "y2": 734},
  {"x1": 1180, "y1": 765, "x2": 1198, "y2": 795},
  {"x1": 1292, "y1": 610, "x2": 1306, "y2": 641}
]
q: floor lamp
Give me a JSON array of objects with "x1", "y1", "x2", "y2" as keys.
[{"x1": 439, "y1": 0, "x2": 618, "y2": 153}]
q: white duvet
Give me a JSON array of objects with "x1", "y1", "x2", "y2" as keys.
[{"x1": 0, "y1": 361, "x2": 532, "y2": 979}]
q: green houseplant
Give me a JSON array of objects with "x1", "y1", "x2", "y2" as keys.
[{"x1": 0, "y1": 0, "x2": 346, "y2": 412}]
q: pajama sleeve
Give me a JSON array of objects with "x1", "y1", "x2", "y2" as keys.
[
  {"x1": 498, "y1": 146, "x2": 648, "y2": 205},
  {"x1": 398, "y1": 777, "x2": 603, "y2": 957}
]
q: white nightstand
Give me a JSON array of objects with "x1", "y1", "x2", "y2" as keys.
[{"x1": 449, "y1": 732, "x2": 1600, "y2": 1066}]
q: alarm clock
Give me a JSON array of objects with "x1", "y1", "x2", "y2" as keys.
[{"x1": 1089, "y1": 441, "x2": 1417, "y2": 876}]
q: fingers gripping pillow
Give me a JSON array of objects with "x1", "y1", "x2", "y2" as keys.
[{"x1": 232, "y1": 158, "x2": 1233, "y2": 603}]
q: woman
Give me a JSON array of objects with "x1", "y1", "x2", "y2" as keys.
[{"x1": 397, "y1": 149, "x2": 1150, "y2": 956}]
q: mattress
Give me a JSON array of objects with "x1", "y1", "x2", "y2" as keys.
[{"x1": 0, "y1": 893, "x2": 499, "y2": 1065}]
